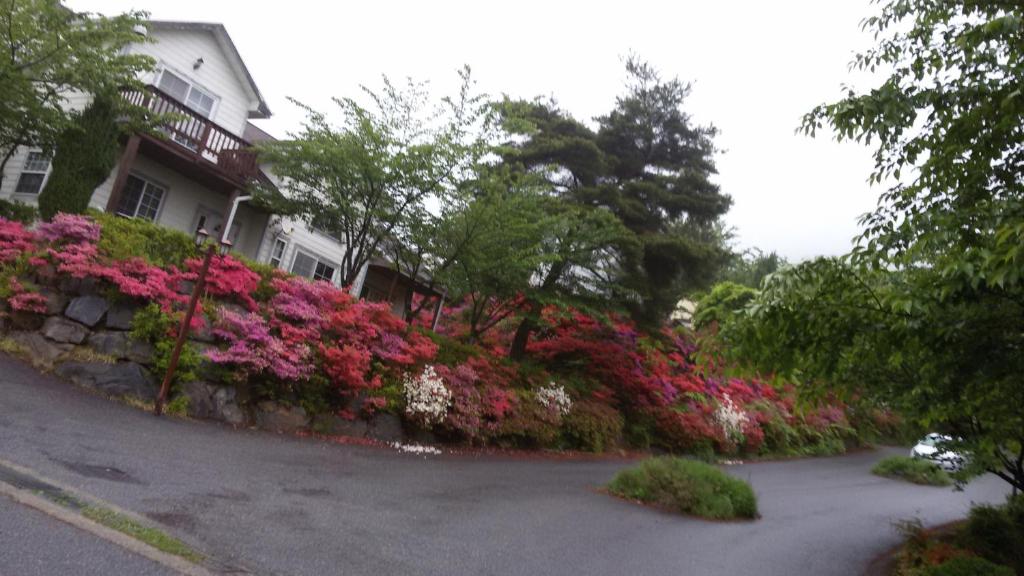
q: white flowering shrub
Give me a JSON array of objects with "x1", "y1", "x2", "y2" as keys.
[
  {"x1": 403, "y1": 365, "x2": 451, "y2": 425},
  {"x1": 537, "y1": 383, "x2": 572, "y2": 416},
  {"x1": 714, "y1": 393, "x2": 748, "y2": 440}
]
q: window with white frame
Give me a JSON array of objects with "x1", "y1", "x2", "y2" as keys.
[
  {"x1": 291, "y1": 250, "x2": 337, "y2": 283},
  {"x1": 157, "y1": 68, "x2": 217, "y2": 118},
  {"x1": 14, "y1": 151, "x2": 52, "y2": 195},
  {"x1": 269, "y1": 237, "x2": 288, "y2": 268},
  {"x1": 116, "y1": 174, "x2": 166, "y2": 221}
]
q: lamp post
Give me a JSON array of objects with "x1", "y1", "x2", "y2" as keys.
[{"x1": 154, "y1": 228, "x2": 216, "y2": 416}]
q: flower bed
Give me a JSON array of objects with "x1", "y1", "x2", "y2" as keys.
[{"x1": 0, "y1": 213, "x2": 891, "y2": 455}]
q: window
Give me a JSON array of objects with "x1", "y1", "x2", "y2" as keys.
[
  {"x1": 157, "y1": 68, "x2": 216, "y2": 118},
  {"x1": 291, "y1": 250, "x2": 337, "y2": 283},
  {"x1": 117, "y1": 174, "x2": 165, "y2": 221},
  {"x1": 14, "y1": 151, "x2": 51, "y2": 195},
  {"x1": 269, "y1": 237, "x2": 287, "y2": 268}
]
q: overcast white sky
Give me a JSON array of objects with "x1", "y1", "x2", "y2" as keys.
[{"x1": 70, "y1": 0, "x2": 885, "y2": 261}]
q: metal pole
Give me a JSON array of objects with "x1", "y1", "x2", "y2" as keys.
[{"x1": 154, "y1": 244, "x2": 216, "y2": 416}]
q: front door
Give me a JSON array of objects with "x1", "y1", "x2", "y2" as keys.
[{"x1": 192, "y1": 205, "x2": 241, "y2": 248}]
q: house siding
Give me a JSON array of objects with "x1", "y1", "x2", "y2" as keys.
[
  {"x1": 132, "y1": 28, "x2": 252, "y2": 138},
  {"x1": 1, "y1": 91, "x2": 92, "y2": 202},
  {"x1": 112, "y1": 154, "x2": 266, "y2": 258}
]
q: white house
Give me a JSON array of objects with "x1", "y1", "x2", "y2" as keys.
[
  {"x1": 1, "y1": 21, "x2": 274, "y2": 259},
  {"x1": 0, "y1": 19, "x2": 443, "y2": 322}
]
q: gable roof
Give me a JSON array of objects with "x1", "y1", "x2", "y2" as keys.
[{"x1": 147, "y1": 20, "x2": 271, "y2": 119}]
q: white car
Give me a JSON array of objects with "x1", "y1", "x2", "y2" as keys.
[{"x1": 910, "y1": 433, "x2": 966, "y2": 471}]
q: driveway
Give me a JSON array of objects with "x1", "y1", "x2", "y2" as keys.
[{"x1": 0, "y1": 354, "x2": 1008, "y2": 575}]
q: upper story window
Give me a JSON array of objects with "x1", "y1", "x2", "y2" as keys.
[
  {"x1": 117, "y1": 174, "x2": 166, "y2": 222},
  {"x1": 291, "y1": 249, "x2": 337, "y2": 283},
  {"x1": 157, "y1": 68, "x2": 217, "y2": 119},
  {"x1": 14, "y1": 150, "x2": 52, "y2": 195}
]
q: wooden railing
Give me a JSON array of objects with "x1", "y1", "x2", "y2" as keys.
[{"x1": 122, "y1": 85, "x2": 259, "y2": 184}]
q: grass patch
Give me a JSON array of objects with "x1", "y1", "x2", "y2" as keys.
[
  {"x1": 81, "y1": 506, "x2": 203, "y2": 563},
  {"x1": 872, "y1": 456, "x2": 952, "y2": 486},
  {"x1": 62, "y1": 346, "x2": 117, "y2": 364},
  {"x1": 607, "y1": 456, "x2": 758, "y2": 519},
  {"x1": 0, "y1": 337, "x2": 26, "y2": 355}
]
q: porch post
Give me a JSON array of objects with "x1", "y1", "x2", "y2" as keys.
[
  {"x1": 104, "y1": 134, "x2": 141, "y2": 213},
  {"x1": 430, "y1": 290, "x2": 446, "y2": 332}
]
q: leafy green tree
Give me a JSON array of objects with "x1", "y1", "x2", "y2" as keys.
[
  {"x1": 0, "y1": 1, "x2": 153, "y2": 183},
  {"x1": 724, "y1": 0, "x2": 1024, "y2": 491},
  {"x1": 257, "y1": 68, "x2": 490, "y2": 286}
]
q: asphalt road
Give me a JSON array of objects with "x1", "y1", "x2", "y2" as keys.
[
  {"x1": 0, "y1": 494, "x2": 174, "y2": 576},
  {"x1": 0, "y1": 353, "x2": 1009, "y2": 576}
]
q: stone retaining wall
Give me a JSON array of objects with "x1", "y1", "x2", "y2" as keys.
[{"x1": 1, "y1": 285, "x2": 406, "y2": 443}]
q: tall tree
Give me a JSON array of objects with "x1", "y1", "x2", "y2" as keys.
[
  {"x1": 590, "y1": 58, "x2": 732, "y2": 325},
  {"x1": 493, "y1": 99, "x2": 635, "y2": 357},
  {"x1": 0, "y1": 0, "x2": 153, "y2": 183},
  {"x1": 723, "y1": 0, "x2": 1024, "y2": 491},
  {"x1": 257, "y1": 68, "x2": 491, "y2": 286},
  {"x1": 498, "y1": 59, "x2": 733, "y2": 327}
]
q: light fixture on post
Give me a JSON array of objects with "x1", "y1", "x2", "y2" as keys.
[{"x1": 154, "y1": 227, "x2": 217, "y2": 416}]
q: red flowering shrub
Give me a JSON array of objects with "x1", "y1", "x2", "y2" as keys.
[{"x1": 191, "y1": 255, "x2": 260, "y2": 311}]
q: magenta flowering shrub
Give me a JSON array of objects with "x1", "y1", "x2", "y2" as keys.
[
  {"x1": 36, "y1": 213, "x2": 101, "y2": 244},
  {"x1": 0, "y1": 219, "x2": 36, "y2": 263},
  {"x1": 7, "y1": 278, "x2": 47, "y2": 313},
  {"x1": 268, "y1": 275, "x2": 340, "y2": 341},
  {"x1": 207, "y1": 310, "x2": 312, "y2": 381}
]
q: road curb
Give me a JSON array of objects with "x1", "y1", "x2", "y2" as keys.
[{"x1": 0, "y1": 458, "x2": 217, "y2": 576}]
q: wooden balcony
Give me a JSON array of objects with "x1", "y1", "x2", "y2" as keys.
[{"x1": 121, "y1": 85, "x2": 260, "y2": 189}]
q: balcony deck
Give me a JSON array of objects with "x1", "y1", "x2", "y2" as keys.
[{"x1": 121, "y1": 85, "x2": 260, "y2": 192}]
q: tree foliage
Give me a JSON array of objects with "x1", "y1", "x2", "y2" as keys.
[
  {"x1": 0, "y1": 0, "x2": 153, "y2": 182},
  {"x1": 256, "y1": 67, "x2": 491, "y2": 286},
  {"x1": 717, "y1": 248, "x2": 786, "y2": 289},
  {"x1": 722, "y1": 0, "x2": 1024, "y2": 491},
  {"x1": 497, "y1": 58, "x2": 732, "y2": 327}
]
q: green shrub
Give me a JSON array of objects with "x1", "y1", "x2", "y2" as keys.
[
  {"x1": 92, "y1": 211, "x2": 197, "y2": 268},
  {"x1": 563, "y1": 400, "x2": 623, "y2": 452},
  {"x1": 922, "y1": 556, "x2": 1014, "y2": 576},
  {"x1": 0, "y1": 199, "x2": 38, "y2": 224},
  {"x1": 958, "y1": 497, "x2": 1024, "y2": 573},
  {"x1": 607, "y1": 457, "x2": 758, "y2": 519},
  {"x1": 428, "y1": 332, "x2": 481, "y2": 366},
  {"x1": 130, "y1": 303, "x2": 200, "y2": 385},
  {"x1": 872, "y1": 456, "x2": 952, "y2": 486},
  {"x1": 494, "y1": 393, "x2": 561, "y2": 448},
  {"x1": 39, "y1": 92, "x2": 121, "y2": 220}
]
